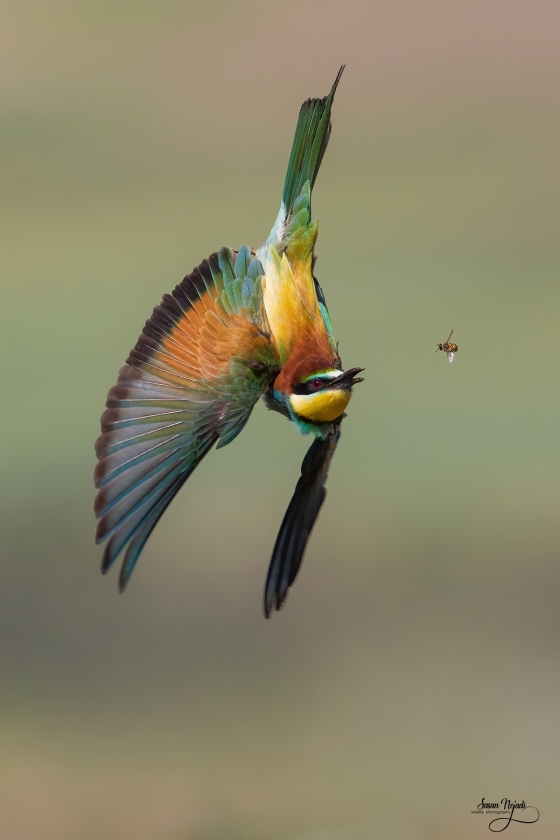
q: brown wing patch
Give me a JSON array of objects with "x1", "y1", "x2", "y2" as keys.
[
  {"x1": 158, "y1": 296, "x2": 271, "y2": 384},
  {"x1": 129, "y1": 256, "x2": 273, "y2": 388},
  {"x1": 94, "y1": 248, "x2": 280, "y2": 589}
]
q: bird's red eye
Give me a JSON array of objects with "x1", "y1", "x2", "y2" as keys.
[{"x1": 310, "y1": 378, "x2": 323, "y2": 389}]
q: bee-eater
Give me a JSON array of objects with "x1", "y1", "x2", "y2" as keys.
[{"x1": 94, "y1": 66, "x2": 364, "y2": 617}]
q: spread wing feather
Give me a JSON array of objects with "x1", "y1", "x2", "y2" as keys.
[
  {"x1": 264, "y1": 419, "x2": 342, "y2": 617},
  {"x1": 95, "y1": 246, "x2": 279, "y2": 589}
]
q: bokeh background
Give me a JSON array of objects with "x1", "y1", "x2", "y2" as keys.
[{"x1": 2, "y1": 2, "x2": 560, "y2": 838}]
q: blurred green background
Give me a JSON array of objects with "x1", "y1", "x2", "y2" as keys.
[{"x1": 2, "y1": 2, "x2": 560, "y2": 838}]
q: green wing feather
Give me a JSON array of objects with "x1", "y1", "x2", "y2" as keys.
[{"x1": 94, "y1": 246, "x2": 279, "y2": 590}]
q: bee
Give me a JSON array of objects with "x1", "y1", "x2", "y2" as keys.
[{"x1": 436, "y1": 329, "x2": 458, "y2": 363}]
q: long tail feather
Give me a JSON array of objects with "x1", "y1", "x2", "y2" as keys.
[{"x1": 281, "y1": 65, "x2": 345, "y2": 218}]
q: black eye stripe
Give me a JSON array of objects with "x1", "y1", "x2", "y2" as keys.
[{"x1": 292, "y1": 377, "x2": 329, "y2": 395}]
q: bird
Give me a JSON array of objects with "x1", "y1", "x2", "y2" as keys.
[{"x1": 94, "y1": 66, "x2": 364, "y2": 617}]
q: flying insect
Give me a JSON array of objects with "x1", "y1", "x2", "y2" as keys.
[{"x1": 436, "y1": 329, "x2": 458, "y2": 363}]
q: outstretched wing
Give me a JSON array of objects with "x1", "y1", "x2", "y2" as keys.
[
  {"x1": 94, "y1": 245, "x2": 280, "y2": 590},
  {"x1": 263, "y1": 419, "x2": 342, "y2": 617}
]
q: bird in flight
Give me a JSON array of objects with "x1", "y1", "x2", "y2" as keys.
[{"x1": 94, "y1": 66, "x2": 364, "y2": 617}]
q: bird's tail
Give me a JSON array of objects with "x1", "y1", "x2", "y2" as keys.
[{"x1": 281, "y1": 65, "x2": 345, "y2": 218}]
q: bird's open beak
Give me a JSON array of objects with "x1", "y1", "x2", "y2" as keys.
[{"x1": 331, "y1": 367, "x2": 365, "y2": 390}]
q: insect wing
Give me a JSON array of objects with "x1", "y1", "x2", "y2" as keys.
[{"x1": 447, "y1": 351, "x2": 455, "y2": 363}]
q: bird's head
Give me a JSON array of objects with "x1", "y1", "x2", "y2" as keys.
[{"x1": 287, "y1": 366, "x2": 365, "y2": 424}]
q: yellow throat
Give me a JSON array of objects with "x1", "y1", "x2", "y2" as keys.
[{"x1": 289, "y1": 389, "x2": 351, "y2": 423}]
